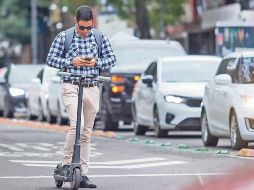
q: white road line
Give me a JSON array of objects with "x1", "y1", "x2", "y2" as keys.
[
  {"x1": 30, "y1": 146, "x2": 51, "y2": 151},
  {"x1": 22, "y1": 161, "x2": 186, "y2": 169},
  {"x1": 38, "y1": 143, "x2": 54, "y2": 147},
  {"x1": 92, "y1": 157, "x2": 167, "y2": 165},
  {"x1": 10, "y1": 157, "x2": 166, "y2": 165},
  {"x1": 0, "y1": 173, "x2": 228, "y2": 179},
  {"x1": 0, "y1": 143, "x2": 24, "y2": 151},
  {"x1": 15, "y1": 143, "x2": 51, "y2": 151}
]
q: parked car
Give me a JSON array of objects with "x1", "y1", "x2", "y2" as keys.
[
  {"x1": 99, "y1": 36, "x2": 186, "y2": 131},
  {"x1": 0, "y1": 64, "x2": 44, "y2": 118},
  {"x1": 27, "y1": 66, "x2": 59, "y2": 122},
  {"x1": 201, "y1": 51, "x2": 254, "y2": 150},
  {"x1": 47, "y1": 75, "x2": 68, "y2": 125},
  {"x1": 132, "y1": 56, "x2": 221, "y2": 137}
]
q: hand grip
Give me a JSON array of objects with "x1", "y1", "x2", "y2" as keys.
[{"x1": 98, "y1": 76, "x2": 111, "y2": 82}]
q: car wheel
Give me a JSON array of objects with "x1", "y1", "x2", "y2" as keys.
[
  {"x1": 230, "y1": 111, "x2": 248, "y2": 150},
  {"x1": 153, "y1": 107, "x2": 168, "y2": 138},
  {"x1": 56, "y1": 102, "x2": 67, "y2": 125},
  {"x1": 3, "y1": 109, "x2": 13, "y2": 118},
  {"x1": 201, "y1": 110, "x2": 218, "y2": 146},
  {"x1": 27, "y1": 103, "x2": 37, "y2": 120},
  {"x1": 46, "y1": 102, "x2": 56, "y2": 124},
  {"x1": 100, "y1": 92, "x2": 118, "y2": 131},
  {"x1": 37, "y1": 101, "x2": 45, "y2": 122},
  {"x1": 132, "y1": 105, "x2": 147, "y2": 135},
  {"x1": 0, "y1": 110, "x2": 3, "y2": 117}
]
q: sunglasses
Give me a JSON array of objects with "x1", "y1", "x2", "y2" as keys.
[{"x1": 77, "y1": 23, "x2": 93, "y2": 31}]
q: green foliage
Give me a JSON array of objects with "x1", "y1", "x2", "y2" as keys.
[
  {"x1": 0, "y1": 0, "x2": 31, "y2": 44},
  {"x1": 59, "y1": 0, "x2": 98, "y2": 15},
  {"x1": 108, "y1": 0, "x2": 186, "y2": 34}
]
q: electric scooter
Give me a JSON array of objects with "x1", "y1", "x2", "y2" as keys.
[{"x1": 53, "y1": 71, "x2": 111, "y2": 190}]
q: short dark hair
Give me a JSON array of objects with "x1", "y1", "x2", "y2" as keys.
[{"x1": 75, "y1": 5, "x2": 93, "y2": 21}]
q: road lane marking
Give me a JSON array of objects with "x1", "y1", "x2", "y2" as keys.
[
  {"x1": 0, "y1": 173, "x2": 228, "y2": 179},
  {"x1": 0, "y1": 143, "x2": 24, "y2": 151},
  {"x1": 18, "y1": 161, "x2": 186, "y2": 169},
  {"x1": 10, "y1": 157, "x2": 166, "y2": 165}
]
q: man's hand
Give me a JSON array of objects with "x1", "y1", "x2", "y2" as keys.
[{"x1": 72, "y1": 57, "x2": 96, "y2": 67}]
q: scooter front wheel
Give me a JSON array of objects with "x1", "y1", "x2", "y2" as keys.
[{"x1": 70, "y1": 168, "x2": 81, "y2": 190}]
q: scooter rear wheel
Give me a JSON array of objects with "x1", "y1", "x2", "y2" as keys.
[
  {"x1": 70, "y1": 168, "x2": 81, "y2": 190},
  {"x1": 55, "y1": 180, "x2": 63, "y2": 188}
]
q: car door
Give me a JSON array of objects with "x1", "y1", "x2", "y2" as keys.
[
  {"x1": 207, "y1": 58, "x2": 230, "y2": 132},
  {"x1": 139, "y1": 62, "x2": 157, "y2": 126},
  {"x1": 212, "y1": 58, "x2": 236, "y2": 134}
]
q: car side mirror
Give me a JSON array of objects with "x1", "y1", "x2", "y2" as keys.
[
  {"x1": 52, "y1": 76, "x2": 61, "y2": 83},
  {"x1": 31, "y1": 77, "x2": 41, "y2": 84},
  {"x1": 142, "y1": 75, "x2": 153, "y2": 87},
  {"x1": 214, "y1": 74, "x2": 232, "y2": 86}
]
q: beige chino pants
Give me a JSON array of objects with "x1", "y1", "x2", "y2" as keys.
[{"x1": 60, "y1": 83, "x2": 100, "y2": 175}]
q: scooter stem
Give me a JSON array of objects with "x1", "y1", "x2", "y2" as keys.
[{"x1": 72, "y1": 82, "x2": 83, "y2": 164}]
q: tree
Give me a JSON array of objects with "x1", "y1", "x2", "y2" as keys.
[
  {"x1": 107, "y1": 0, "x2": 186, "y2": 39},
  {"x1": 0, "y1": 0, "x2": 31, "y2": 44}
]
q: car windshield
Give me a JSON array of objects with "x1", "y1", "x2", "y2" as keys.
[
  {"x1": 114, "y1": 47, "x2": 185, "y2": 70},
  {"x1": 238, "y1": 57, "x2": 254, "y2": 84},
  {"x1": 9, "y1": 65, "x2": 43, "y2": 84},
  {"x1": 162, "y1": 59, "x2": 219, "y2": 82}
]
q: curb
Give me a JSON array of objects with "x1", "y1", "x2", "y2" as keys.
[{"x1": 0, "y1": 118, "x2": 116, "y2": 138}]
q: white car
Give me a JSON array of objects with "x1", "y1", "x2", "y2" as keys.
[
  {"x1": 201, "y1": 51, "x2": 254, "y2": 150},
  {"x1": 48, "y1": 75, "x2": 68, "y2": 125},
  {"x1": 132, "y1": 56, "x2": 221, "y2": 137},
  {"x1": 27, "y1": 66, "x2": 59, "y2": 122}
]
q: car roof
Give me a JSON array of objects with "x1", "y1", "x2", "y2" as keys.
[
  {"x1": 158, "y1": 55, "x2": 221, "y2": 63},
  {"x1": 112, "y1": 39, "x2": 185, "y2": 49},
  {"x1": 224, "y1": 51, "x2": 254, "y2": 59}
]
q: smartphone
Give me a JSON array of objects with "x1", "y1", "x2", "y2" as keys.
[{"x1": 81, "y1": 57, "x2": 93, "y2": 61}]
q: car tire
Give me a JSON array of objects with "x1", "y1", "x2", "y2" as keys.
[
  {"x1": 27, "y1": 109, "x2": 37, "y2": 120},
  {"x1": 56, "y1": 103, "x2": 66, "y2": 125},
  {"x1": 101, "y1": 92, "x2": 118, "y2": 131},
  {"x1": 37, "y1": 101, "x2": 45, "y2": 122},
  {"x1": 46, "y1": 102, "x2": 56, "y2": 124},
  {"x1": 201, "y1": 110, "x2": 218, "y2": 146},
  {"x1": 3, "y1": 109, "x2": 13, "y2": 118},
  {"x1": 0, "y1": 110, "x2": 3, "y2": 117},
  {"x1": 154, "y1": 106, "x2": 168, "y2": 138},
  {"x1": 230, "y1": 111, "x2": 248, "y2": 150},
  {"x1": 132, "y1": 105, "x2": 147, "y2": 135}
]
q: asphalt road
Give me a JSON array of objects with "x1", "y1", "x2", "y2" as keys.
[{"x1": 0, "y1": 123, "x2": 253, "y2": 190}]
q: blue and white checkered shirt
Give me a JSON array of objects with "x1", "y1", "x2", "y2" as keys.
[{"x1": 46, "y1": 28, "x2": 116, "y2": 83}]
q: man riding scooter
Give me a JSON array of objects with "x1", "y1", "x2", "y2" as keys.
[{"x1": 47, "y1": 5, "x2": 116, "y2": 188}]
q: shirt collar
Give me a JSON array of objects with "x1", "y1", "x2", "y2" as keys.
[{"x1": 74, "y1": 27, "x2": 94, "y2": 39}]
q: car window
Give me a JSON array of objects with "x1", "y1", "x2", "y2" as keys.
[
  {"x1": 216, "y1": 58, "x2": 231, "y2": 75},
  {"x1": 225, "y1": 58, "x2": 237, "y2": 83},
  {"x1": 144, "y1": 62, "x2": 155, "y2": 75},
  {"x1": 161, "y1": 59, "x2": 220, "y2": 82},
  {"x1": 238, "y1": 57, "x2": 254, "y2": 84},
  {"x1": 37, "y1": 69, "x2": 44, "y2": 83}
]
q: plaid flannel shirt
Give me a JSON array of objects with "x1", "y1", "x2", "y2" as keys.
[{"x1": 46, "y1": 28, "x2": 116, "y2": 83}]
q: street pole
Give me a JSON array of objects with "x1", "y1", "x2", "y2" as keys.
[
  {"x1": 160, "y1": 0, "x2": 165, "y2": 39},
  {"x1": 31, "y1": 0, "x2": 38, "y2": 64}
]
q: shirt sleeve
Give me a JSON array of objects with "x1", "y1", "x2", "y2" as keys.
[
  {"x1": 96, "y1": 33, "x2": 116, "y2": 70},
  {"x1": 46, "y1": 32, "x2": 72, "y2": 69}
]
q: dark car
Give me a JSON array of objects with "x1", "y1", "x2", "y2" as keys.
[
  {"x1": 98, "y1": 37, "x2": 186, "y2": 131},
  {"x1": 0, "y1": 64, "x2": 44, "y2": 118}
]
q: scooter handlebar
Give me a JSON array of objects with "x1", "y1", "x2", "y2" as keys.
[
  {"x1": 98, "y1": 76, "x2": 111, "y2": 82},
  {"x1": 57, "y1": 72, "x2": 111, "y2": 82}
]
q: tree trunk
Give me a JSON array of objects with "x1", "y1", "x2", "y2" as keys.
[{"x1": 135, "y1": 0, "x2": 151, "y2": 39}]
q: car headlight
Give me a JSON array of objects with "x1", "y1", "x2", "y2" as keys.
[
  {"x1": 241, "y1": 95, "x2": 254, "y2": 108},
  {"x1": 9, "y1": 88, "x2": 25, "y2": 97},
  {"x1": 164, "y1": 95, "x2": 185, "y2": 104}
]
